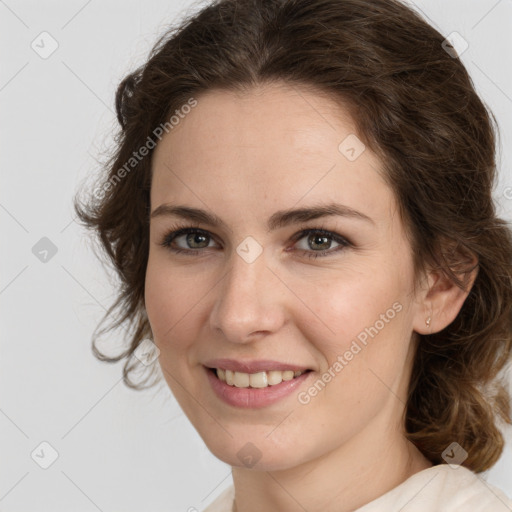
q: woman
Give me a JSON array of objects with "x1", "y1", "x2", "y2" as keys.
[{"x1": 74, "y1": 0, "x2": 512, "y2": 510}]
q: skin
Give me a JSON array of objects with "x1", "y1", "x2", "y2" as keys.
[{"x1": 145, "y1": 81, "x2": 476, "y2": 512}]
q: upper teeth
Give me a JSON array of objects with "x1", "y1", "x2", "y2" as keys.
[{"x1": 215, "y1": 368, "x2": 306, "y2": 388}]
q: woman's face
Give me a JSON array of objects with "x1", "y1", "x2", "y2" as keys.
[{"x1": 146, "y1": 82, "x2": 426, "y2": 471}]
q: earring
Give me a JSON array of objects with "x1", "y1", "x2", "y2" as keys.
[{"x1": 425, "y1": 316, "x2": 431, "y2": 327}]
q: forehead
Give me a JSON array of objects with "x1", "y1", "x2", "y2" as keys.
[
  {"x1": 150, "y1": 82, "x2": 396, "y2": 229},
  {"x1": 153, "y1": 82, "x2": 358, "y2": 166}
]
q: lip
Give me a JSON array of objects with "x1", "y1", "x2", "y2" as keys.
[
  {"x1": 203, "y1": 358, "x2": 312, "y2": 374},
  {"x1": 204, "y1": 366, "x2": 313, "y2": 409}
]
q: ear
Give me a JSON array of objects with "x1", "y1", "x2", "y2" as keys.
[{"x1": 413, "y1": 246, "x2": 479, "y2": 335}]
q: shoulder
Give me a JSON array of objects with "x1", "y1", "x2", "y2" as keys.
[
  {"x1": 200, "y1": 466, "x2": 512, "y2": 512},
  {"x1": 202, "y1": 485, "x2": 235, "y2": 512},
  {"x1": 436, "y1": 465, "x2": 512, "y2": 512},
  {"x1": 356, "y1": 464, "x2": 512, "y2": 512}
]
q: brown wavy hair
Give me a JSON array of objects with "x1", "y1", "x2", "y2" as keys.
[{"x1": 74, "y1": 0, "x2": 512, "y2": 473}]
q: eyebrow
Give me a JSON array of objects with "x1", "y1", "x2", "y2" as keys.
[{"x1": 150, "y1": 202, "x2": 374, "y2": 231}]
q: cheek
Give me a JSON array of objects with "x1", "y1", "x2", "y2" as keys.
[
  {"x1": 146, "y1": 249, "x2": 200, "y2": 307},
  {"x1": 144, "y1": 257, "x2": 205, "y2": 404},
  {"x1": 296, "y1": 265, "x2": 407, "y2": 347},
  {"x1": 293, "y1": 265, "x2": 414, "y2": 410},
  {"x1": 144, "y1": 257, "x2": 172, "y2": 336},
  {"x1": 144, "y1": 255, "x2": 204, "y2": 348}
]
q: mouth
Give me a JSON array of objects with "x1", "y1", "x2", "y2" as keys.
[
  {"x1": 204, "y1": 365, "x2": 314, "y2": 408},
  {"x1": 206, "y1": 366, "x2": 313, "y2": 389}
]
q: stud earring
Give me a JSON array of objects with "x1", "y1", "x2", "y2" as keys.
[{"x1": 425, "y1": 316, "x2": 431, "y2": 327}]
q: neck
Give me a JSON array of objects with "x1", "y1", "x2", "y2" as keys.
[{"x1": 231, "y1": 411, "x2": 432, "y2": 512}]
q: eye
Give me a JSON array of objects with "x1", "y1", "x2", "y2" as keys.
[
  {"x1": 290, "y1": 228, "x2": 351, "y2": 259},
  {"x1": 159, "y1": 227, "x2": 218, "y2": 255},
  {"x1": 158, "y1": 226, "x2": 352, "y2": 259}
]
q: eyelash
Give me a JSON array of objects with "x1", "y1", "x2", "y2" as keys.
[{"x1": 157, "y1": 225, "x2": 352, "y2": 259}]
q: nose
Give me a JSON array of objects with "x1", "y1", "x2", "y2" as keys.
[{"x1": 209, "y1": 246, "x2": 286, "y2": 344}]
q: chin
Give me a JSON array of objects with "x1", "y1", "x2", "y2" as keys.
[{"x1": 201, "y1": 433, "x2": 306, "y2": 471}]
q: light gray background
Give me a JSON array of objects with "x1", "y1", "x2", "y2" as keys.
[{"x1": 1, "y1": 1, "x2": 512, "y2": 510}]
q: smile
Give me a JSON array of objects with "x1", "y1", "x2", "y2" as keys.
[
  {"x1": 204, "y1": 366, "x2": 313, "y2": 408},
  {"x1": 214, "y1": 368, "x2": 308, "y2": 388}
]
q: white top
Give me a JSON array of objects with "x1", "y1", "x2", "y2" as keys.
[{"x1": 202, "y1": 464, "x2": 512, "y2": 511}]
